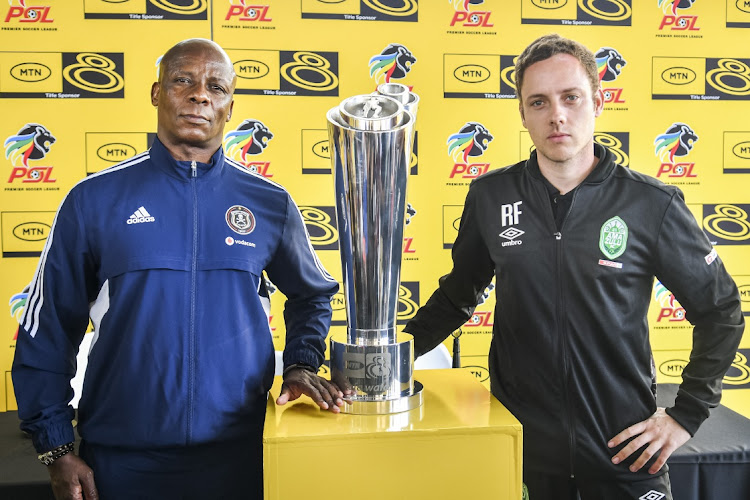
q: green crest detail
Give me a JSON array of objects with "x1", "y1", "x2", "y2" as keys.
[
  {"x1": 599, "y1": 216, "x2": 628, "y2": 260},
  {"x1": 522, "y1": 483, "x2": 530, "y2": 500}
]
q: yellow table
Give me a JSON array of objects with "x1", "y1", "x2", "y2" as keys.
[{"x1": 263, "y1": 368, "x2": 522, "y2": 500}]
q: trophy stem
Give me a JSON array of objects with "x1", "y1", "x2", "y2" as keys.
[{"x1": 326, "y1": 84, "x2": 421, "y2": 414}]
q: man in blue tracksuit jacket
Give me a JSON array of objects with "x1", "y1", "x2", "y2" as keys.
[{"x1": 12, "y1": 38, "x2": 342, "y2": 499}]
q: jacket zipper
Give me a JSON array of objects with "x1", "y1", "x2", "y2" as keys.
[
  {"x1": 555, "y1": 188, "x2": 580, "y2": 480},
  {"x1": 187, "y1": 160, "x2": 198, "y2": 443}
]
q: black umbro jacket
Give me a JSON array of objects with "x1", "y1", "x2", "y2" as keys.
[{"x1": 405, "y1": 144, "x2": 744, "y2": 480}]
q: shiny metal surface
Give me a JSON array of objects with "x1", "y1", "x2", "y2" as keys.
[
  {"x1": 330, "y1": 331, "x2": 415, "y2": 400},
  {"x1": 339, "y1": 94, "x2": 403, "y2": 130},
  {"x1": 326, "y1": 97, "x2": 414, "y2": 344},
  {"x1": 339, "y1": 381, "x2": 423, "y2": 415},
  {"x1": 326, "y1": 87, "x2": 420, "y2": 413},
  {"x1": 376, "y1": 82, "x2": 410, "y2": 105},
  {"x1": 404, "y1": 92, "x2": 419, "y2": 121}
]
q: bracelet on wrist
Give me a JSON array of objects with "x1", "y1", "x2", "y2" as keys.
[{"x1": 38, "y1": 442, "x2": 74, "y2": 466}]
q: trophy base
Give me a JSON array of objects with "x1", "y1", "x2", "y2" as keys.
[
  {"x1": 329, "y1": 331, "x2": 418, "y2": 414},
  {"x1": 340, "y1": 381, "x2": 423, "y2": 415}
]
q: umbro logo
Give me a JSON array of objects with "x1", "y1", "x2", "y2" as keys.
[
  {"x1": 499, "y1": 227, "x2": 524, "y2": 247},
  {"x1": 499, "y1": 227, "x2": 524, "y2": 240},
  {"x1": 127, "y1": 206, "x2": 155, "y2": 225},
  {"x1": 638, "y1": 491, "x2": 665, "y2": 500}
]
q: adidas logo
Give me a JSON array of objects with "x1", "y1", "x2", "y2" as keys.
[{"x1": 127, "y1": 206, "x2": 155, "y2": 225}]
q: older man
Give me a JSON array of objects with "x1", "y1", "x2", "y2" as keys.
[{"x1": 13, "y1": 38, "x2": 343, "y2": 499}]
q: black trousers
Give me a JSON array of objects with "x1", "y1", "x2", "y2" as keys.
[
  {"x1": 524, "y1": 469, "x2": 673, "y2": 500},
  {"x1": 79, "y1": 436, "x2": 263, "y2": 500}
]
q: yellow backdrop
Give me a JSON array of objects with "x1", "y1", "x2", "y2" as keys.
[{"x1": 1, "y1": 0, "x2": 749, "y2": 412}]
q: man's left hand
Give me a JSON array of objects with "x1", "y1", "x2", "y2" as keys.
[
  {"x1": 276, "y1": 368, "x2": 347, "y2": 413},
  {"x1": 608, "y1": 407, "x2": 691, "y2": 474}
]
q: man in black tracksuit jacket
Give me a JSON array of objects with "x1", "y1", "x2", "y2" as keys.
[{"x1": 404, "y1": 35, "x2": 744, "y2": 499}]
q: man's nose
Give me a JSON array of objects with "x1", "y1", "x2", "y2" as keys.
[
  {"x1": 549, "y1": 102, "x2": 565, "y2": 124},
  {"x1": 189, "y1": 82, "x2": 209, "y2": 103}
]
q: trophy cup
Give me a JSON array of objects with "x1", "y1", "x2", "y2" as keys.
[{"x1": 326, "y1": 83, "x2": 421, "y2": 414}]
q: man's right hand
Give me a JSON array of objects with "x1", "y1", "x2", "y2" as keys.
[{"x1": 48, "y1": 453, "x2": 98, "y2": 500}]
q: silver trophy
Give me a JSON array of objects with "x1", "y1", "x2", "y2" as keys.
[{"x1": 326, "y1": 83, "x2": 421, "y2": 414}]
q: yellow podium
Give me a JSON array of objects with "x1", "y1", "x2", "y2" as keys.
[{"x1": 263, "y1": 369, "x2": 523, "y2": 499}]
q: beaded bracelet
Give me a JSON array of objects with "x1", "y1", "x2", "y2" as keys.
[{"x1": 38, "y1": 442, "x2": 75, "y2": 466}]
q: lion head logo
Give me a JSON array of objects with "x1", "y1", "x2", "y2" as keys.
[
  {"x1": 405, "y1": 203, "x2": 417, "y2": 225},
  {"x1": 654, "y1": 123, "x2": 698, "y2": 163},
  {"x1": 653, "y1": 281, "x2": 678, "y2": 309},
  {"x1": 477, "y1": 283, "x2": 495, "y2": 306},
  {"x1": 9, "y1": 289, "x2": 28, "y2": 341},
  {"x1": 4, "y1": 124, "x2": 56, "y2": 167},
  {"x1": 447, "y1": 122, "x2": 494, "y2": 163},
  {"x1": 369, "y1": 44, "x2": 417, "y2": 85},
  {"x1": 450, "y1": 0, "x2": 485, "y2": 11},
  {"x1": 659, "y1": 0, "x2": 695, "y2": 15},
  {"x1": 595, "y1": 47, "x2": 627, "y2": 83},
  {"x1": 224, "y1": 119, "x2": 274, "y2": 162}
]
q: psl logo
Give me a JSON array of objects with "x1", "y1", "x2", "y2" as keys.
[
  {"x1": 654, "y1": 123, "x2": 698, "y2": 178},
  {"x1": 4, "y1": 0, "x2": 53, "y2": 23},
  {"x1": 4, "y1": 124, "x2": 56, "y2": 183},
  {"x1": 369, "y1": 44, "x2": 416, "y2": 86},
  {"x1": 464, "y1": 311, "x2": 494, "y2": 328},
  {"x1": 449, "y1": 0, "x2": 494, "y2": 27},
  {"x1": 224, "y1": 119, "x2": 274, "y2": 177},
  {"x1": 403, "y1": 203, "x2": 417, "y2": 254},
  {"x1": 447, "y1": 122, "x2": 493, "y2": 178},
  {"x1": 224, "y1": 1, "x2": 272, "y2": 22},
  {"x1": 658, "y1": 0, "x2": 699, "y2": 31},
  {"x1": 595, "y1": 47, "x2": 626, "y2": 104},
  {"x1": 653, "y1": 281, "x2": 685, "y2": 322}
]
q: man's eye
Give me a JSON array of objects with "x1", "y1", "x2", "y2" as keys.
[{"x1": 566, "y1": 95, "x2": 579, "y2": 101}]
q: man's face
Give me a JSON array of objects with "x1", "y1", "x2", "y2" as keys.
[
  {"x1": 518, "y1": 53, "x2": 603, "y2": 167},
  {"x1": 151, "y1": 45, "x2": 236, "y2": 155}
]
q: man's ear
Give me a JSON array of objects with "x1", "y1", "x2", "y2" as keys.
[
  {"x1": 519, "y1": 102, "x2": 526, "y2": 128},
  {"x1": 227, "y1": 99, "x2": 234, "y2": 122},
  {"x1": 594, "y1": 88, "x2": 604, "y2": 118},
  {"x1": 151, "y1": 82, "x2": 160, "y2": 107}
]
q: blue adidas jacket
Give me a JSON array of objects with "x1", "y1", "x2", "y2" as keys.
[{"x1": 12, "y1": 137, "x2": 338, "y2": 453}]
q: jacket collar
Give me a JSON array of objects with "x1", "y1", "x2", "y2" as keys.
[
  {"x1": 149, "y1": 136, "x2": 226, "y2": 181},
  {"x1": 526, "y1": 142, "x2": 616, "y2": 186}
]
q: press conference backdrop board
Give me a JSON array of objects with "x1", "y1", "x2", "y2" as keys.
[{"x1": 1, "y1": 1, "x2": 749, "y2": 412}]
